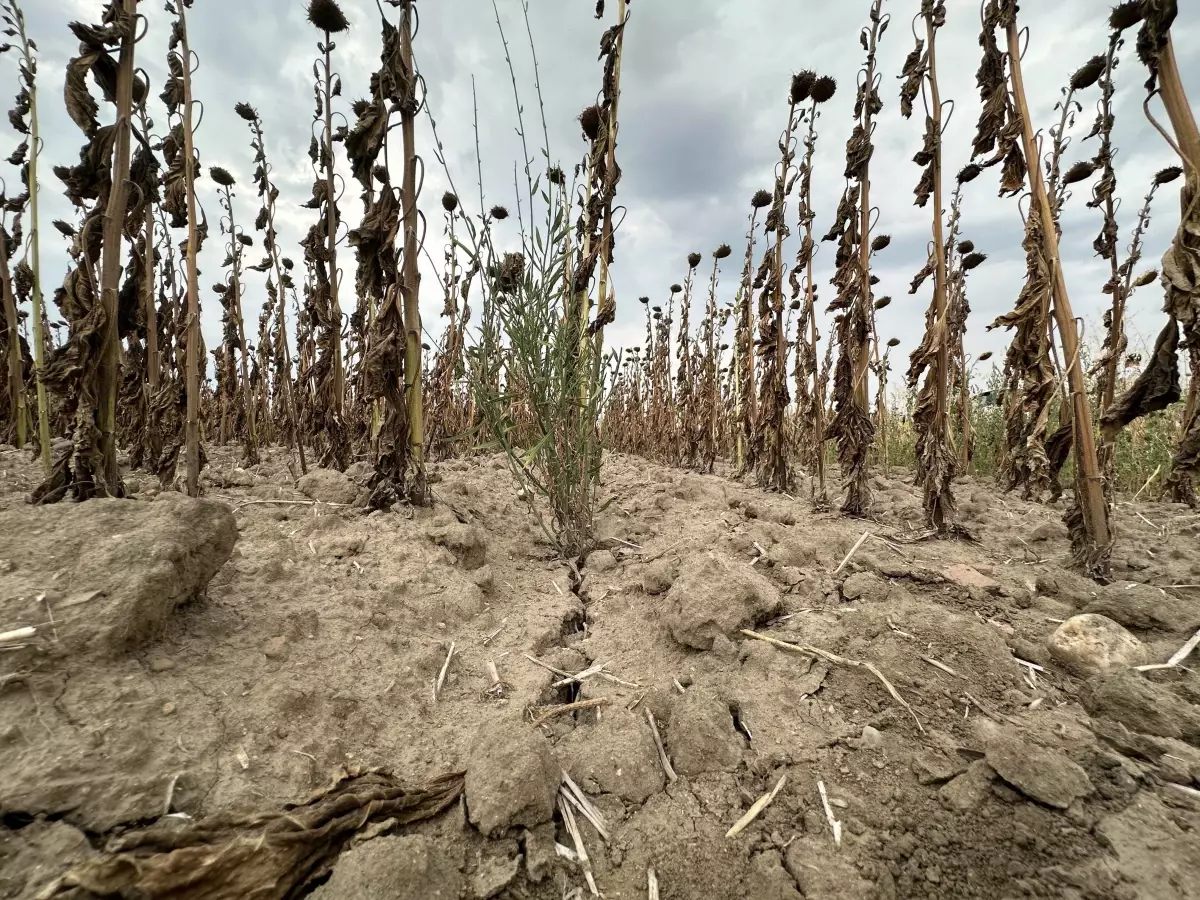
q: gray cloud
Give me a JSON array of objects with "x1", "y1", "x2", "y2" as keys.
[{"x1": 6, "y1": 0, "x2": 1198, "y2": 399}]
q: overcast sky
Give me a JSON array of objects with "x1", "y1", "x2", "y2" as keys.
[{"x1": 6, "y1": 0, "x2": 1199, "y2": 396}]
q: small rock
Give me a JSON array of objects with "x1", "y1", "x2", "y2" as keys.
[
  {"x1": 841, "y1": 572, "x2": 889, "y2": 602},
  {"x1": 1047, "y1": 614, "x2": 1147, "y2": 677},
  {"x1": 523, "y1": 823, "x2": 557, "y2": 883},
  {"x1": 944, "y1": 564, "x2": 1001, "y2": 594},
  {"x1": 466, "y1": 718, "x2": 560, "y2": 836},
  {"x1": 663, "y1": 554, "x2": 782, "y2": 650},
  {"x1": 857, "y1": 725, "x2": 884, "y2": 750},
  {"x1": 666, "y1": 688, "x2": 744, "y2": 777},
  {"x1": 161, "y1": 701, "x2": 176, "y2": 716},
  {"x1": 1030, "y1": 522, "x2": 1065, "y2": 542},
  {"x1": 472, "y1": 845, "x2": 522, "y2": 899},
  {"x1": 641, "y1": 559, "x2": 677, "y2": 595},
  {"x1": 309, "y1": 834, "x2": 461, "y2": 900},
  {"x1": 586, "y1": 549, "x2": 618, "y2": 573},
  {"x1": 147, "y1": 654, "x2": 174, "y2": 672},
  {"x1": 985, "y1": 730, "x2": 1092, "y2": 809},
  {"x1": 297, "y1": 468, "x2": 359, "y2": 505},
  {"x1": 263, "y1": 636, "x2": 289, "y2": 660},
  {"x1": 938, "y1": 760, "x2": 995, "y2": 812}
]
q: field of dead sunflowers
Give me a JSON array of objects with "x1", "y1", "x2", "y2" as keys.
[{"x1": 1, "y1": 1, "x2": 1200, "y2": 898}]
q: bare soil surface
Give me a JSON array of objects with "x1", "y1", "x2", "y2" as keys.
[{"x1": 1, "y1": 443, "x2": 1199, "y2": 899}]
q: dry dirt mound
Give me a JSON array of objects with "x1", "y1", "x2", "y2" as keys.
[{"x1": 1, "y1": 446, "x2": 1198, "y2": 899}]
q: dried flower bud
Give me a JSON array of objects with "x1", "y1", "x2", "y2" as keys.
[
  {"x1": 234, "y1": 101, "x2": 257, "y2": 121},
  {"x1": 790, "y1": 70, "x2": 816, "y2": 105},
  {"x1": 490, "y1": 205, "x2": 509, "y2": 220},
  {"x1": 1155, "y1": 166, "x2": 1183, "y2": 185},
  {"x1": 209, "y1": 166, "x2": 235, "y2": 187},
  {"x1": 1134, "y1": 269, "x2": 1159, "y2": 287},
  {"x1": 1109, "y1": 1, "x2": 1144, "y2": 32},
  {"x1": 1062, "y1": 160, "x2": 1099, "y2": 185},
  {"x1": 875, "y1": 296, "x2": 892, "y2": 310},
  {"x1": 687, "y1": 252, "x2": 702, "y2": 268},
  {"x1": 977, "y1": 351, "x2": 993, "y2": 362},
  {"x1": 957, "y1": 163, "x2": 982, "y2": 184},
  {"x1": 579, "y1": 104, "x2": 603, "y2": 141},
  {"x1": 441, "y1": 191, "x2": 458, "y2": 213},
  {"x1": 887, "y1": 337, "x2": 900, "y2": 347},
  {"x1": 871, "y1": 234, "x2": 891, "y2": 252},
  {"x1": 751, "y1": 189, "x2": 773, "y2": 209},
  {"x1": 962, "y1": 252, "x2": 987, "y2": 270},
  {"x1": 957, "y1": 239, "x2": 975, "y2": 254},
  {"x1": 307, "y1": 0, "x2": 350, "y2": 33},
  {"x1": 1070, "y1": 56, "x2": 1106, "y2": 91},
  {"x1": 810, "y1": 76, "x2": 837, "y2": 103}
]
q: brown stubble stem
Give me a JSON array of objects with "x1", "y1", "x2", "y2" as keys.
[
  {"x1": 321, "y1": 37, "x2": 344, "y2": 422},
  {"x1": 1096, "y1": 38, "x2": 1123, "y2": 480},
  {"x1": 97, "y1": 0, "x2": 139, "y2": 494},
  {"x1": 179, "y1": 2, "x2": 201, "y2": 497},
  {"x1": 592, "y1": 0, "x2": 627, "y2": 351},
  {"x1": 1005, "y1": 19, "x2": 1111, "y2": 565},
  {"x1": 927, "y1": 10, "x2": 951, "y2": 530},
  {"x1": 0, "y1": 231, "x2": 25, "y2": 447},
  {"x1": 141, "y1": 111, "x2": 158, "y2": 398},
  {"x1": 801, "y1": 101, "x2": 825, "y2": 499},
  {"x1": 222, "y1": 184, "x2": 256, "y2": 459},
  {"x1": 398, "y1": 0, "x2": 424, "y2": 502}
]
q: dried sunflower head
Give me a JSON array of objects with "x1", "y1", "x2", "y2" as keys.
[
  {"x1": 957, "y1": 239, "x2": 975, "y2": 254},
  {"x1": 956, "y1": 163, "x2": 982, "y2": 184},
  {"x1": 1133, "y1": 269, "x2": 1159, "y2": 287},
  {"x1": 789, "y1": 299, "x2": 801, "y2": 310},
  {"x1": 810, "y1": 75, "x2": 837, "y2": 103},
  {"x1": 579, "y1": 104, "x2": 603, "y2": 141},
  {"x1": 962, "y1": 252, "x2": 987, "y2": 270},
  {"x1": 790, "y1": 70, "x2": 816, "y2": 105},
  {"x1": 490, "y1": 205, "x2": 509, "y2": 221},
  {"x1": 234, "y1": 102, "x2": 257, "y2": 122},
  {"x1": 714, "y1": 243, "x2": 732, "y2": 260},
  {"x1": 887, "y1": 337, "x2": 900, "y2": 347},
  {"x1": 441, "y1": 191, "x2": 458, "y2": 213},
  {"x1": 307, "y1": 0, "x2": 350, "y2": 33},
  {"x1": 687, "y1": 252, "x2": 702, "y2": 268},
  {"x1": 875, "y1": 296, "x2": 891, "y2": 310},
  {"x1": 1109, "y1": 1, "x2": 1144, "y2": 31},
  {"x1": 547, "y1": 165, "x2": 566, "y2": 186},
  {"x1": 638, "y1": 296, "x2": 649, "y2": 304},
  {"x1": 1062, "y1": 159, "x2": 1099, "y2": 185},
  {"x1": 209, "y1": 166, "x2": 236, "y2": 187},
  {"x1": 977, "y1": 351, "x2": 993, "y2": 362},
  {"x1": 751, "y1": 189, "x2": 772, "y2": 209},
  {"x1": 1154, "y1": 166, "x2": 1183, "y2": 185},
  {"x1": 871, "y1": 234, "x2": 891, "y2": 253},
  {"x1": 1070, "y1": 55, "x2": 1106, "y2": 91},
  {"x1": 670, "y1": 283, "x2": 683, "y2": 294}
]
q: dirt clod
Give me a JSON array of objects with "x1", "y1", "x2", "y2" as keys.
[
  {"x1": 297, "y1": 467, "x2": 360, "y2": 505},
  {"x1": 465, "y1": 718, "x2": 561, "y2": 836},
  {"x1": 985, "y1": 730, "x2": 1092, "y2": 809},
  {"x1": 663, "y1": 554, "x2": 781, "y2": 649},
  {"x1": 310, "y1": 835, "x2": 462, "y2": 900},
  {"x1": 666, "y1": 688, "x2": 744, "y2": 776}
]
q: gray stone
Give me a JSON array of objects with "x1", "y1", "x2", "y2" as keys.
[
  {"x1": 1080, "y1": 670, "x2": 1200, "y2": 745},
  {"x1": 586, "y1": 549, "x2": 618, "y2": 573},
  {"x1": 1047, "y1": 614, "x2": 1147, "y2": 677},
  {"x1": 466, "y1": 718, "x2": 560, "y2": 836}
]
